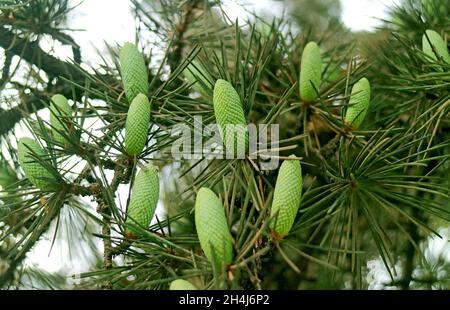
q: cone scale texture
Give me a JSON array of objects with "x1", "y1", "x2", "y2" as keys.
[
  {"x1": 195, "y1": 187, "x2": 234, "y2": 270},
  {"x1": 120, "y1": 42, "x2": 149, "y2": 102},
  {"x1": 345, "y1": 77, "x2": 371, "y2": 129},
  {"x1": 213, "y1": 79, "x2": 247, "y2": 157},
  {"x1": 125, "y1": 164, "x2": 159, "y2": 237},
  {"x1": 124, "y1": 93, "x2": 151, "y2": 156},
  {"x1": 49, "y1": 94, "x2": 72, "y2": 145},
  {"x1": 299, "y1": 42, "x2": 322, "y2": 102},
  {"x1": 270, "y1": 155, "x2": 303, "y2": 237},
  {"x1": 18, "y1": 137, "x2": 56, "y2": 191}
]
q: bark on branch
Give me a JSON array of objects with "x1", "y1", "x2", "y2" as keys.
[{"x1": 0, "y1": 26, "x2": 117, "y2": 135}]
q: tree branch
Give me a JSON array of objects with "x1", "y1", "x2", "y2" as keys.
[
  {"x1": 0, "y1": 26, "x2": 117, "y2": 136},
  {"x1": 0, "y1": 49, "x2": 12, "y2": 89},
  {"x1": 0, "y1": 26, "x2": 85, "y2": 81},
  {"x1": 96, "y1": 157, "x2": 133, "y2": 289}
]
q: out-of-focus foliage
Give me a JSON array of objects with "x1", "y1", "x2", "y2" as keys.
[{"x1": 283, "y1": 0, "x2": 343, "y2": 34}]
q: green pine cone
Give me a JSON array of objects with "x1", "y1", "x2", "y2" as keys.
[
  {"x1": 213, "y1": 79, "x2": 247, "y2": 157},
  {"x1": 299, "y1": 41, "x2": 322, "y2": 102},
  {"x1": 18, "y1": 137, "x2": 57, "y2": 191},
  {"x1": 124, "y1": 93, "x2": 151, "y2": 156},
  {"x1": 269, "y1": 155, "x2": 303, "y2": 237},
  {"x1": 422, "y1": 30, "x2": 450, "y2": 64},
  {"x1": 195, "y1": 187, "x2": 234, "y2": 270},
  {"x1": 169, "y1": 279, "x2": 198, "y2": 290},
  {"x1": 125, "y1": 164, "x2": 159, "y2": 237},
  {"x1": 345, "y1": 77, "x2": 371, "y2": 129},
  {"x1": 119, "y1": 42, "x2": 149, "y2": 102},
  {"x1": 49, "y1": 94, "x2": 72, "y2": 145}
]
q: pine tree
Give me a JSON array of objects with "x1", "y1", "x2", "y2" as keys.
[{"x1": 0, "y1": 0, "x2": 448, "y2": 290}]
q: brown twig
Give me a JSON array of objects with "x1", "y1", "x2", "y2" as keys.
[
  {"x1": 0, "y1": 26, "x2": 117, "y2": 136},
  {"x1": 96, "y1": 157, "x2": 133, "y2": 289}
]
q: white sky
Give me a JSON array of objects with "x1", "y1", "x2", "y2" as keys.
[
  {"x1": 66, "y1": 0, "x2": 399, "y2": 64},
  {"x1": 341, "y1": 0, "x2": 398, "y2": 30}
]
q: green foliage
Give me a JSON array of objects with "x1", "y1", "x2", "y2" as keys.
[
  {"x1": 182, "y1": 60, "x2": 211, "y2": 96},
  {"x1": 0, "y1": 0, "x2": 448, "y2": 290},
  {"x1": 0, "y1": 156, "x2": 17, "y2": 189},
  {"x1": 213, "y1": 79, "x2": 248, "y2": 156}
]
